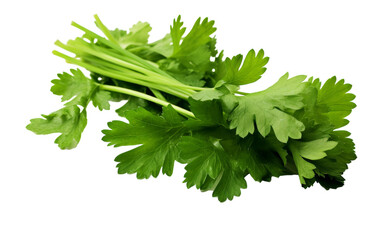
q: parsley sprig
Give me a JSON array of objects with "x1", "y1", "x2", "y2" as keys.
[{"x1": 27, "y1": 15, "x2": 356, "y2": 202}]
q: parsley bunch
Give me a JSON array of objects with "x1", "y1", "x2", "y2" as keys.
[{"x1": 27, "y1": 15, "x2": 356, "y2": 202}]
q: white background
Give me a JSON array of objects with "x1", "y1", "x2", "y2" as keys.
[{"x1": 1, "y1": 0, "x2": 381, "y2": 239}]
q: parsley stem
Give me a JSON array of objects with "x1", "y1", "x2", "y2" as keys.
[
  {"x1": 99, "y1": 84, "x2": 195, "y2": 118},
  {"x1": 79, "y1": 54, "x2": 197, "y2": 94},
  {"x1": 59, "y1": 20, "x2": 211, "y2": 101},
  {"x1": 85, "y1": 57, "x2": 195, "y2": 95},
  {"x1": 53, "y1": 50, "x2": 191, "y2": 99},
  {"x1": 71, "y1": 21, "x2": 175, "y2": 78},
  {"x1": 92, "y1": 16, "x2": 168, "y2": 102},
  {"x1": 59, "y1": 39, "x2": 157, "y2": 79},
  {"x1": 56, "y1": 40, "x2": 202, "y2": 94},
  {"x1": 150, "y1": 89, "x2": 167, "y2": 102},
  {"x1": 93, "y1": 14, "x2": 119, "y2": 45}
]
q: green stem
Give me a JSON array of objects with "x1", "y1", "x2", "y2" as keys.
[
  {"x1": 80, "y1": 54, "x2": 197, "y2": 95},
  {"x1": 56, "y1": 40, "x2": 200, "y2": 94},
  {"x1": 150, "y1": 89, "x2": 167, "y2": 102},
  {"x1": 99, "y1": 84, "x2": 195, "y2": 118},
  {"x1": 60, "y1": 40, "x2": 153, "y2": 78},
  {"x1": 71, "y1": 21, "x2": 173, "y2": 78},
  {"x1": 93, "y1": 14, "x2": 119, "y2": 45},
  {"x1": 88, "y1": 43, "x2": 184, "y2": 85},
  {"x1": 59, "y1": 50, "x2": 194, "y2": 97},
  {"x1": 92, "y1": 15, "x2": 158, "y2": 75},
  {"x1": 53, "y1": 50, "x2": 191, "y2": 99},
  {"x1": 127, "y1": 45, "x2": 150, "y2": 52},
  {"x1": 91, "y1": 17, "x2": 172, "y2": 103},
  {"x1": 69, "y1": 20, "x2": 209, "y2": 93}
]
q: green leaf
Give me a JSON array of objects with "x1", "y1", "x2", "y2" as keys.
[
  {"x1": 289, "y1": 138, "x2": 338, "y2": 184},
  {"x1": 102, "y1": 106, "x2": 191, "y2": 178},
  {"x1": 178, "y1": 135, "x2": 247, "y2": 202},
  {"x1": 215, "y1": 49, "x2": 269, "y2": 85},
  {"x1": 149, "y1": 34, "x2": 173, "y2": 57},
  {"x1": 189, "y1": 82, "x2": 238, "y2": 102},
  {"x1": 296, "y1": 77, "x2": 356, "y2": 132},
  {"x1": 28, "y1": 69, "x2": 110, "y2": 149},
  {"x1": 26, "y1": 105, "x2": 87, "y2": 149},
  {"x1": 161, "y1": 16, "x2": 217, "y2": 87},
  {"x1": 227, "y1": 73, "x2": 307, "y2": 141},
  {"x1": 158, "y1": 59, "x2": 206, "y2": 87},
  {"x1": 191, "y1": 88, "x2": 223, "y2": 101},
  {"x1": 51, "y1": 69, "x2": 111, "y2": 110},
  {"x1": 313, "y1": 131, "x2": 356, "y2": 176},
  {"x1": 239, "y1": 135, "x2": 287, "y2": 182},
  {"x1": 115, "y1": 96, "x2": 161, "y2": 117},
  {"x1": 172, "y1": 17, "x2": 216, "y2": 58},
  {"x1": 111, "y1": 22, "x2": 152, "y2": 49},
  {"x1": 293, "y1": 138, "x2": 337, "y2": 160},
  {"x1": 51, "y1": 69, "x2": 94, "y2": 107},
  {"x1": 188, "y1": 98, "x2": 223, "y2": 125},
  {"x1": 212, "y1": 170, "x2": 247, "y2": 202},
  {"x1": 115, "y1": 140, "x2": 178, "y2": 178},
  {"x1": 178, "y1": 137, "x2": 222, "y2": 188},
  {"x1": 92, "y1": 89, "x2": 111, "y2": 110},
  {"x1": 316, "y1": 175, "x2": 345, "y2": 190},
  {"x1": 170, "y1": 16, "x2": 186, "y2": 54},
  {"x1": 289, "y1": 144, "x2": 316, "y2": 185},
  {"x1": 316, "y1": 77, "x2": 356, "y2": 128}
]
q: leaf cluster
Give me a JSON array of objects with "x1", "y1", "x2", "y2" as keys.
[{"x1": 27, "y1": 15, "x2": 357, "y2": 202}]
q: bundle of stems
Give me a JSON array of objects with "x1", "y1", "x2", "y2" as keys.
[{"x1": 53, "y1": 16, "x2": 223, "y2": 118}]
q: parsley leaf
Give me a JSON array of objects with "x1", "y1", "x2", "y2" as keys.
[
  {"x1": 27, "y1": 69, "x2": 111, "y2": 149},
  {"x1": 191, "y1": 88, "x2": 224, "y2": 101},
  {"x1": 178, "y1": 135, "x2": 247, "y2": 202},
  {"x1": 171, "y1": 16, "x2": 216, "y2": 58},
  {"x1": 289, "y1": 138, "x2": 338, "y2": 184},
  {"x1": 27, "y1": 105, "x2": 87, "y2": 150},
  {"x1": 51, "y1": 69, "x2": 111, "y2": 110},
  {"x1": 111, "y1": 21, "x2": 152, "y2": 49},
  {"x1": 178, "y1": 137, "x2": 223, "y2": 189},
  {"x1": 148, "y1": 34, "x2": 173, "y2": 58},
  {"x1": 226, "y1": 73, "x2": 307, "y2": 141},
  {"x1": 238, "y1": 135, "x2": 288, "y2": 182},
  {"x1": 314, "y1": 131, "x2": 356, "y2": 177},
  {"x1": 51, "y1": 69, "x2": 94, "y2": 107},
  {"x1": 215, "y1": 49, "x2": 269, "y2": 86},
  {"x1": 188, "y1": 98, "x2": 224, "y2": 125},
  {"x1": 170, "y1": 15, "x2": 186, "y2": 54},
  {"x1": 158, "y1": 16, "x2": 217, "y2": 87},
  {"x1": 102, "y1": 106, "x2": 194, "y2": 178},
  {"x1": 316, "y1": 77, "x2": 356, "y2": 128}
]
